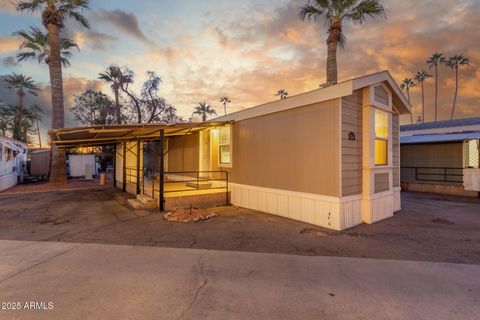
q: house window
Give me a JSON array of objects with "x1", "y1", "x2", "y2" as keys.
[
  {"x1": 219, "y1": 125, "x2": 231, "y2": 165},
  {"x1": 0, "y1": 143, "x2": 2, "y2": 161},
  {"x1": 5, "y1": 147, "x2": 12, "y2": 162},
  {"x1": 374, "y1": 110, "x2": 388, "y2": 166}
]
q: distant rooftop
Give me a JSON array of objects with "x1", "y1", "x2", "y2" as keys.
[
  {"x1": 400, "y1": 132, "x2": 480, "y2": 144},
  {"x1": 401, "y1": 117, "x2": 480, "y2": 132}
]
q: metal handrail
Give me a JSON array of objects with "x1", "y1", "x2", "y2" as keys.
[
  {"x1": 401, "y1": 166, "x2": 463, "y2": 183},
  {"x1": 155, "y1": 170, "x2": 229, "y2": 205}
]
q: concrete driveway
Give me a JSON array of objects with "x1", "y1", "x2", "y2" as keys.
[
  {"x1": 0, "y1": 240, "x2": 479, "y2": 320},
  {"x1": 0, "y1": 188, "x2": 479, "y2": 264}
]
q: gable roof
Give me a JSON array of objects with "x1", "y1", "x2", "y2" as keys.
[
  {"x1": 213, "y1": 71, "x2": 411, "y2": 122},
  {"x1": 401, "y1": 117, "x2": 480, "y2": 132}
]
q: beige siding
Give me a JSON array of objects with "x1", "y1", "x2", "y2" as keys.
[
  {"x1": 374, "y1": 172, "x2": 389, "y2": 193},
  {"x1": 229, "y1": 99, "x2": 341, "y2": 197},
  {"x1": 392, "y1": 113, "x2": 400, "y2": 187},
  {"x1": 341, "y1": 90, "x2": 363, "y2": 196},
  {"x1": 374, "y1": 85, "x2": 389, "y2": 105},
  {"x1": 167, "y1": 132, "x2": 199, "y2": 172}
]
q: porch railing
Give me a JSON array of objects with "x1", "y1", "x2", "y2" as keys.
[
  {"x1": 141, "y1": 170, "x2": 229, "y2": 206},
  {"x1": 401, "y1": 166, "x2": 464, "y2": 183}
]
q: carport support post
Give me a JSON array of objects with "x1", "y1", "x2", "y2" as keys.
[
  {"x1": 122, "y1": 142, "x2": 126, "y2": 192},
  {"x1": 159, "y1": 129, "x2": 165, "y2": 211},
  {"x1": 136, "y1": 141, "x2": 141, "y2": 195},
  {"x1": 113, "y1": 144, "x2": 116, "y2": 188}
]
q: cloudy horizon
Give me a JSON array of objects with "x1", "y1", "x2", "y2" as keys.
[{"x1": 0, "y1": 0, "x2": 479, "y2": 146}]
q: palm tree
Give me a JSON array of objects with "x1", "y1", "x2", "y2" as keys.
[
  {"x1": 274, "y1": 89, "x2": 288, "y2": 100},
  {"x1": 16, "y1": 0, "x2": 90, "y2": 183},
  {"x1": 299, "y1": 0, "x2": 386, "y2": 84},
  {"x1": 444, "y1": 54, "x2": 470, "y2": 120},
  {"x1": 98, "y1": 65, "x2": 123, "y2": 124},
  {"x1": 400, "y1": 78, "x2": 416, "y2": 124},
  {"x1": 414, "y1": 70, "x2": 431, "y2": 123},
  {"x1": 164, "y1": 104, "x2": 177, "y2": 123},
  {"x1": 219, "y1": 96, "x2": 231, "y2": 115},
  {"x1": 29, "y1": 104, "x2": 43, "y2": 148},
  {"x1": 15, "y1": 26, "x2": 79, "y2": 67},
  {"x1": 3, "y1": 73, "x2": 39, "y2": 141},
  {"x1": 193, "y1": 102, "x2": 216, "y2": 122},
  {"x1": 426, "y1": 53, "x2": 445, "y2": 122},
  {"x1": 0, "y1": 103, "x2": 13, "y2": 136}
]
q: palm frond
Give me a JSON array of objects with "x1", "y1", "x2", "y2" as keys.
[
  {"x1": 342, "y1": 0, "x2": 386, "y2": 24},
  {"x1": 16, "y1": 0, "x2": 45, "y2": 13}
]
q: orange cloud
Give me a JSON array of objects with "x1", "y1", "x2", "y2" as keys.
[{"x1": 0, "y1": 36, "x2": 19, "y2": 53}]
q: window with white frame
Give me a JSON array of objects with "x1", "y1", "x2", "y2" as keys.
[
  {"x1": 374, "y1": 110, "x2": 389, "y2": 166},
  {"x1": 219, "y1": 125, "x2": 231, "y2": 165}
]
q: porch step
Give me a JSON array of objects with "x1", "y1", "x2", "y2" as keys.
[
  {"x1": 127, "y1": 195, "x2": 158, "y2": 210},
  {"x1": 137, "y1": 194, "x2": 157, "y2": 205},
  {"x1": 186, "y1": 181, "x2": 212, "y2": 189}
]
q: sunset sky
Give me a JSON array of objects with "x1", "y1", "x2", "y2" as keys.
[{"x1": 0, "y1": 0, "x2": 479, "y2": 145}]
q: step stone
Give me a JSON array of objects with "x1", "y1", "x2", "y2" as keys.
[
  {"x1": 137, "y1": 194, "x2": 157, "y2": 204},
  {"x1": 127, "y1": 198, "x2": 157, "y2": 210}
]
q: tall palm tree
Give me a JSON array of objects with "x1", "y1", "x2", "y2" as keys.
[
  {"x1": 219, "y1": 96, "x2": 231, "y2": 115},
  {"x1": 274, "y1": 89, "x2": 288, "y2": 100},
  {"x1": 414, "y1": 70, "x2": 431, "y2": 123},
  {"x1": 400, "y1": 78, "x2": 416, "y2": 124},
  {"x1": 193, "y1": 102, "x2": 216, "y2": 122},
  {"x1": 15, "y1": 26, "x2": 78, "y2": 67},
  {"x1": 16, "y1": 0, "x2": 90, "y2": 183},
  {"x1": 299, "y1": 0, "x2": 386, "y2": 84},
  {"x1": 29, "y1": 104, "x2": 43, "y2": 148},
  {"x1": 3, "y1": 73, "x2": 39, "y2": 141},
  {"x1": 444, "y1": 54, "x2": 470, "y2": 120},
  {"x1": 0, "y1": 103, "x2": 13, "y2": 136},
  {"x1": 426, "y1": 53, "x2": 444, "y2": 122},
  {"x1": 98, "y1": 65, "x2": 123, "y2": 124}
]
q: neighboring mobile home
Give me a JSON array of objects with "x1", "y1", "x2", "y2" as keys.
[
  {"x1": 0, "y1": 135, "x2": 27, "y2": 191},
  {"x1": 400, "y1": 117, "x2": 480, "y2": 197},
  {"x1": 49, "y1": 71, "x2": 411, "y2": 230}
]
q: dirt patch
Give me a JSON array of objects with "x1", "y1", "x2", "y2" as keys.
[
  {"x1": 164, "y1": 208, "x2": 217, "y2": 223},
  {"x1": 431, "y1": 218, "x2": 455, "y2": 225},
  {"x1": 300, "y1": 228, "x2": 332, "y2": 237}
]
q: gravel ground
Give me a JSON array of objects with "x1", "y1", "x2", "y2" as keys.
[{"x1": 0, "y1": 188, "x2": 479, "y2": 264}]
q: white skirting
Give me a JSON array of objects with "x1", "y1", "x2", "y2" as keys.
[
  {"x1": 362, "y1": 191, "x2": 394, "y2": 224},
  {"x1": 0, "y1": 173, "x2": 17, "y2": 192},
  {"x1": 230, "y1": 183, "x2": 362, "y2": 231},
  {"x1": 393, "y1": 187, "x2": 401, "y2": 212}
]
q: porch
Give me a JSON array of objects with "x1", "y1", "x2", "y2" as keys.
[{"x1": 48, "y1": 122, "x2": 231, "y2": 211}]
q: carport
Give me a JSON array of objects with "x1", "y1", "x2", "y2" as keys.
[{"x1": 49, "y1": 122, "x2": 231, "y2": 211}]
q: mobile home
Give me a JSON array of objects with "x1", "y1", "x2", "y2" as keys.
[
  {"x1": 400, "y1": 117, "x2": 480, "y2": 197},
  {"x1": 0, "y1": 135, "x2": 27, "y2": 191},
  {"x1": 50, "y1": 71, "x2": 411, "y2": 230}
]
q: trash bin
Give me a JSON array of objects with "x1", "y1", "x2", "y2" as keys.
[{"x1": 99, "y1": 173, "x2": 106, "y2": 186}]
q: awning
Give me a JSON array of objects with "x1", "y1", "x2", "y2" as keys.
[
  {"x1": 49, "y1": 122, "x2": 230, "y2": 148},
  {"x1": 400, "y1": 132, "x2": 480, "y2": 144}
]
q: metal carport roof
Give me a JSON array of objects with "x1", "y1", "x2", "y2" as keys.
[
  {"x1": 400, "y1": 132, "x2": 480, "y2": 144},
  {"x1": 48, "y1": 122, "x2": 230, "y2": 148}
]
